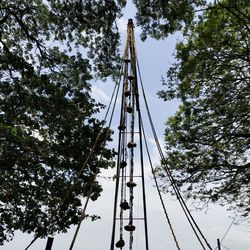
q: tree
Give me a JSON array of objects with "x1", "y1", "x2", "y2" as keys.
[
  {"x1": 157, "y1": 1, "x2": 250, "y2": 218},
  {"x1": 133, "y1": 0, "x2": 212, "y2": 40},
  {"x1": 0, "y1": 0, "x2": 124, "y2": 244}
]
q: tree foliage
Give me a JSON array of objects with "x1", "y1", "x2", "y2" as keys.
[
  {"x1": 0, "y1": 0, "x2": 124, "y2": 244},
  {"x1": 133, "y1": 0, "x2": 210, "y2": 40},
  {"x1": 157, "y1": 1, "x2": 250, "y2": 218}
]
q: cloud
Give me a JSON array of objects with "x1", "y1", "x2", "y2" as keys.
[
  {"x1": 117, "y1": 17, "x2": 127, "y2": 33},
  {"x1": 91, "y1": 85, "x2": 110, "y2": 104}
]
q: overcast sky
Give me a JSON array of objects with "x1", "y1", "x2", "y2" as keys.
[{"x1": 3, "y1": 2, "x2": 250, "y2": 250}]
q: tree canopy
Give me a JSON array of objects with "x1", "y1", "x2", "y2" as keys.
[
  {"x1": 1, "y1": 0, "x2": 249, "y2": 245},
  {"x1": 157, "y1": 1, "x2": 250, "y2": 218},
  {"x1": 0, "y1": 0, "x2": 124, "y2": 244},
  {"x1": 133, "y1": 0, "x2": 211, "y2": 40}
]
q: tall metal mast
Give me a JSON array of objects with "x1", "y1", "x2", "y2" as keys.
[{"x1": 110, "y1": 19, "x2": 149, "y2": 250}]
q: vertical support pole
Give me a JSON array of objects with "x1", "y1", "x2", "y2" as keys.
[
  {"x1": 45, "y1": 237, "x2": 54, "y2": 250},
  {"x1": 110, "y1": 18, "x2": 150, "y2": 250},
  {"x1": 110, "y1": 38, "x2": 129, "y2": 250},
  {"x1": 217, "y1": 238, "x2": 221, "y2": 250}
]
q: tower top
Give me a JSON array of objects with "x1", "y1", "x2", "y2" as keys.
[{"x1": 128, "y1": 18, "x2": 133, "y2": 27}]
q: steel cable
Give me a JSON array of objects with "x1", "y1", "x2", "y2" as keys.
[
  {"x1": 69, "y1": 61, "x2": 125, "y2": 250},
  {"x1": 136, "y1": 57, "x2": 213, "y2": 250},
  {"x1": 139, "y1": 113, "x2": 181, "y2": 250}
]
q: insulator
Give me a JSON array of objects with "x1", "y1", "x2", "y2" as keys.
[
  {"x1": 128, "y1": 75, "x2": 135, "y2": 81},
  {"x1": 120, "y1": 161, "x2": 127, "y2": 168},
  {"x1": 115, "y1": 239, "x2": 125, "y2": 248},
  {"x1": 124, "y1": 57, "x2": 130, "y2": 63},
  {"x1": 126, "y1": 181, "x2": 137, "y2": 188},
  {"x1": 118, "y1": 125, "x2": 126, "y2": 131},
  {"x1": 120, "y1": 201, "x2": 130, "y2": 210},
  {"x1": 126, "y1": 106, "x2": 133, "y2": 113},
  {"x1": 124, "y1": 224, "x2": 136, "y2": 232},
  {"x1": 123, "y1": 89, "x2": 130, "y2": 97},
  {"x1": 127, "y1": 142, "x2": 136, "y2": 148}
]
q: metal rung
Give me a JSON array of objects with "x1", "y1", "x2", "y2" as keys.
[
  {"x1": 121, "y1": 131, "x2": 140, "y2": 134},
  {"x1": 116, "y1": 218, "x2": 144, "y2": 220},
  {"x1": 119, "y1": 175, "x2": 142, "y2": 178}
]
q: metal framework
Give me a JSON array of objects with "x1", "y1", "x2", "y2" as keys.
[{"x1": 110, "y1": 19, "x2": 149, "y2": 250}]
